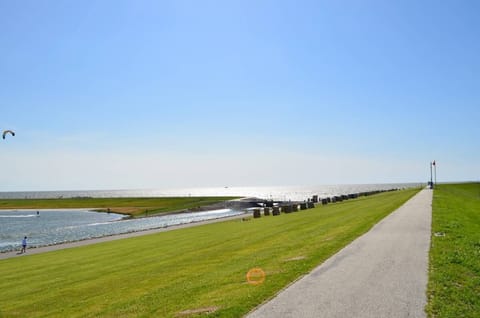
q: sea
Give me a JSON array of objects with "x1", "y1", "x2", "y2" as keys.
[
  {"x1": 0, "y1": 183, "x2": 422, "y2": 201},
  {"x1": 0, "y1": 183, "x2": 423, "y2": 253}
]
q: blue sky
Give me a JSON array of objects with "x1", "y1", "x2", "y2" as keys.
[{"x1": 1, "y1": 0, "x2": 479, "y2": 191}]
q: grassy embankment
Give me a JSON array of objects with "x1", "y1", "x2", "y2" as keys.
[
  {"x1": 0, "y1": 188, "x2": 419, "y2": 317},
  {"x1": 427, "y1": 183, "x2": 480, "y2": 317},
  {"x1": 0, "y1": 197, "x2": 239, "y2": 217}
]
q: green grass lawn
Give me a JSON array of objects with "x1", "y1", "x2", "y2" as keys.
[
  {"x1": 426, "y1": 183, "x2": 480, "y2": 317},
  {"x1": 0, "y1": 189, "x2": 419, "y2": 317},
  {"x1": 0, "y1": 197, "x2": 238, "y2": 217}
]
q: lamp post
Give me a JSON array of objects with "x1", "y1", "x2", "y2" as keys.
[
  {"x1": 433, "y1": 160, "x2": 437, "y2": 186},
  {"x1": 430, "y1": 161, "x2": 433, "y2": 189}
]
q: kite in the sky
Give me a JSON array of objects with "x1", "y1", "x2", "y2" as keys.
[{"x1": 2, "y1": 130, "x2": 15, "y2": 140}]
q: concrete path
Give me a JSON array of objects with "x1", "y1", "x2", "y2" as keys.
[{"x1": 247, "y1": 189, "x2": 432, "y2": 318}]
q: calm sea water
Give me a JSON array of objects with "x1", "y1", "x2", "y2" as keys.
[
  {"x1": 0, "y1": 183, "x2": 421, "y2": 201},
  {"x1": 0, "y1": 183, "x2": 422, "y2": 253},
  {"x1": 0, "y1": 208, "x2": 244, "y2": 253}
]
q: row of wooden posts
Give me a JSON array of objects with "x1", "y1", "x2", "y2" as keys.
[{"x1": 252, "y1": 189, "x2": 398, "y2": 218}]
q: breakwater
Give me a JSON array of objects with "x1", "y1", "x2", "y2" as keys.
[{"x1": 248, "y1": 188, "x2": 402, "y2": 218}]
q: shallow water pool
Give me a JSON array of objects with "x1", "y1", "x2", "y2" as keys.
[{"x1": 0, "y1": 208, "x2": 244, "y2": 252}]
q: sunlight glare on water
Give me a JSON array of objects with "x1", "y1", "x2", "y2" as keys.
[{"x1": 0, "y1": 183, "x2": 421, "y2": 201}]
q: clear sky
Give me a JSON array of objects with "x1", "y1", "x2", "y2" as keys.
[{"x1": 1, "y1": 0, "x2": 479, "y2": 191}]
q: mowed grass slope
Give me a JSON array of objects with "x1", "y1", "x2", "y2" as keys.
[
  {"x1": 0, "y1": 197, "x2": 238, "y2": 217},
  {"x1": 427, "y1": 183, "x2": 480, "y2": 317},
  {"x1": 0, "y1": 189, "x2": 419, "y2": 317}
]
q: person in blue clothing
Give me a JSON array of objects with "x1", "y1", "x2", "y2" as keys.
[{"x1": 21, "y1": 236, "x2": 27, "y2": 253}]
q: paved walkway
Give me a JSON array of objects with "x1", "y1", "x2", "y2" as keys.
[{"x1": 247, "y1": 189, "x2": 432, "y2": 318}]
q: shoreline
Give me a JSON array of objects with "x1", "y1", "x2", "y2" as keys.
[
  {"x1": 0, "y1": 212, "x2": 250, "y2": 260},
  {"x1": 0, "y1": 197, "x2": 256, "y2": 219}
]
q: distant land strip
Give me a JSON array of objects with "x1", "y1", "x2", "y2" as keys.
[{"x1": 0, "y1": 197, "x2": 240, "y2": 217}]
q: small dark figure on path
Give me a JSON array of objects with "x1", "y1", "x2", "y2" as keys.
[
  {"x1": 21, "y1": 236, "x2": 27, "y2": 253},
  {"x1": 37, "y1": 211, "x2": 40, "y2": 216}
]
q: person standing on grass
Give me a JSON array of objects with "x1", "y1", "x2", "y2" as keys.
[{"x1": 21, "y1": 236, "x2": 27, "y2": 253}]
